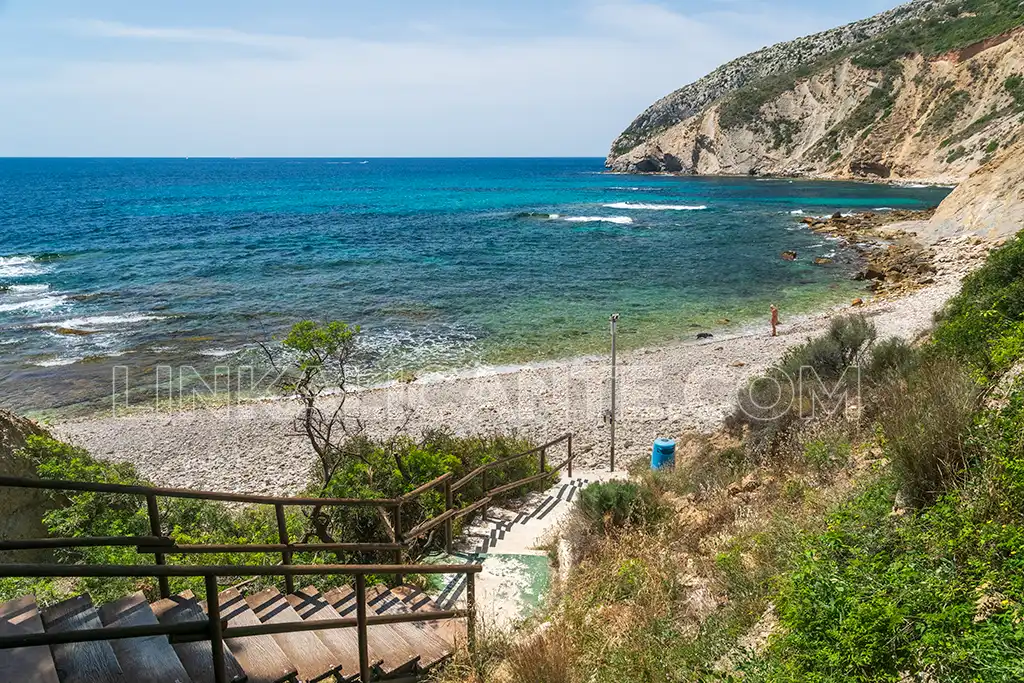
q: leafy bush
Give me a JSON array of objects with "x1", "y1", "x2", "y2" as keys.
[
  {"x1": 752, "y1": 382, "x2": 1024, "y2": 681},
  {"x1": 310, "y1": 429, "x2": 542, "y2": 560},
  {"x1": 1006, "y1": 74, "x2": 1024, "y2": 111},
  {"x1": 933, "y1": 232, "x2": 1024, "y2": 378},
  {"x1": 575, "y1": 481, "x2": 659, "y2": 532},
  {"x1": 865, "y1": 336, "x2": 921, "y2": 383}
]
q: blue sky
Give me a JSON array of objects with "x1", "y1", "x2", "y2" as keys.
[{"x1": 0, "y1": 0, "x2": 908, "y2": 157}]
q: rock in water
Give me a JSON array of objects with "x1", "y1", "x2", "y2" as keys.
[{"x1": 781, "y1": 250, "x2": 798, "y2": 261}]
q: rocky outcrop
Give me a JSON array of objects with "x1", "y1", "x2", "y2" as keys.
[
  {"x1": 608, "y1": 0, "x2": 1024, "y2": 185},
  {"x1": 0, "y1": 410, "x2": 52, "y2": 563},
  {"x1": 926, "y1": 134, "x2": 1024, "y2": 241},
  {"x1": 609, "y1": 0, "x2": 954, "y2": 161}
]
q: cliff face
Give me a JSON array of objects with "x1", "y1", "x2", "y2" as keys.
[
  {"x1": 608, "y1": 1, "x2": 1024, "y2": 184},
  {"x1": 927, "y1": 133, "x2": 1024, "y2": 240},
  {"x1": 609, "y1": 0, "x2": 952, "y2": 160}
]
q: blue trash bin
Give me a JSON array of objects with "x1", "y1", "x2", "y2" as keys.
[{"x1": 651, "y1": 438, "x2": 676, "y2": 470}]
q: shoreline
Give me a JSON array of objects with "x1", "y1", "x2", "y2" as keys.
[{"x1": 52, "y1": 223, "x2": 985, "y2": 497}]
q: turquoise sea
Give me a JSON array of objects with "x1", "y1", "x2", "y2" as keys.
[{"x1": 0, "y1": 158, "x2": 951, "y2": 414}]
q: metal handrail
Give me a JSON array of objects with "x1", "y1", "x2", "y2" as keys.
[
  {"x1": 0, "y1": 432, "x2": 574, "y2": 589},
  {"x1": 0, "y1": 562, "x2": 480, "y2": 683},
  {"x1": 0, "y1": 475, "x2": 401, "y2": 507},
  {"x1": 450, "y1": 433, "x2": 571, "y2": 492}
]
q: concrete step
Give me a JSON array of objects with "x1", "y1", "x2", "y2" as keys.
[
  {"x1": 0, "y1": 595, "x2": 60, "y2": 683},
  {"x1": 40, "y1": 594, "x2": 125, "y2": 683},
  {"x1": 98, "y1": 592, "x2": 192, "y2": 683},
  {"x1": 150, "y1": 590, "x2": 246, "y2": 683}
]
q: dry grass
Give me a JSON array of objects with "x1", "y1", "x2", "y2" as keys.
[{"x1": 506, "y1": 626, "x2": 572, "y2": 683}]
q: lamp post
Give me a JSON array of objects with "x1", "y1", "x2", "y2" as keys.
[{"x1": 609, "y1": 313, "x2": 619, "y2": 472}]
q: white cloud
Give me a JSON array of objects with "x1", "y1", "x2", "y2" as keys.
[{"x1": 2, "y1": 3, "x2": 844, "y2": 156}]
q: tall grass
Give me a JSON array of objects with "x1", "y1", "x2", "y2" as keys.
[{"x1": 880, "y1": 360, "x2": 981, "y2": 506}]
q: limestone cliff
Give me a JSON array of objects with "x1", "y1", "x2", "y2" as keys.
[
  {"x1": 608, "y1": 0, "x2": 1024, "y2": 184},
  {"x1": 926, "y1": 133, "x2": 1024, "y2": 240}
]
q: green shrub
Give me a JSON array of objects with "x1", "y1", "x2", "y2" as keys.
[
  {"x1": 750, "y1": 379, "x2": 1024, "y2": 680},
  {"x1": 575, "y1": 481, "x2": 659, "y2": 531},
  {"x1": 310, "y1": 429, "x2": 542, "y2": 560},
  {"x1": 879, "y1": 359, "x2": 980, "y2": 506},
  {"x1": 729, "y1": 316, "x2": 876, "y2": 457},
  {"x1": 933, "y1": 232, "x2": 1024, "y2": 378},
  {"x1": 986, "y1": 138, "x2": 1000, "y2": 154},
  {"x1": 946, "y1": 144, "x2": 968, "y2": 163},
  {"x1": 865, "y1": 336, "x2": 921, "y2": 383}
]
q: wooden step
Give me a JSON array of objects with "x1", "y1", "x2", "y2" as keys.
[
  {"x1": 97, "y1": 592, "x2": 192, "y2": 683},
  {"x1": 212, "y1": 588, "x2": 297, "y2": 683},
  {"x1": 0, "y1": 595, "x2": 60, "y2": 683},
  {"x1": 323, "y1": 587, "x2": 422, "y2": 677},
  {"x1": 389, "y1": 585, "x2": 466, "y2": 648},
  {"x1": 365, "y1": 586, "x2": 454, "y2": 671},
  {"x1": 286, "y1": 587, "x2": 367, "y2": 680},
  {"x1": 150, "y1": 591, "x2": 246, "y2": 683},
  {"x1": 245, "y1": 588, "x2": 342, "y2": 683},
  {"x1": 40, "y1": 594, "x2": 126, "y2": 683}
]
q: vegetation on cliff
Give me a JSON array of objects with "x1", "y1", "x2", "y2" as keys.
[{"x1": 609, "y1": 0, "x2": 1024, "y2": 178}]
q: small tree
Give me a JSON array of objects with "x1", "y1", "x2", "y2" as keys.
[
  {"x1": 266, "y1": 320, "x2": 414, "y2": 548},
  {"x1": 279, "y1": 320, "x2": 363, "y2": 487}
]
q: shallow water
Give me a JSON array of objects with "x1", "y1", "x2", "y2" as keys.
[{"x1": 0, "y1": 158, "x2": 950, "y2": 414}]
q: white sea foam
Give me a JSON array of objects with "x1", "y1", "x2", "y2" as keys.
[
  {"x1": 563, "y1": 216, "x2": 634, "y2": 225},
  {"x1": 33, "y1": 356, "x2": 83, "y2": 367},
  {"x1": 8, "y1": 284, "x2": 50, "y2": 293},
  {"x1": 874, "y1": 207, "x2": 895, "y2": 211},
  {"x1": 0, "y1": 256, "x2": 42, "y2": 278},
  {"x1": 790, "y1": 209, "x2": 805, "y2": 215},
  {"x1": 39, "y1": 313, "x2": 164, "y2": 329},
  {"x1": 199, "y1": 348, "x2": 238, "y2": 358},
  {"x1": 0, "y1": 295, "x2": 67, "y2": 314},
  {"x1": 602, "y1": 202, "x2": 707, "y2": 211}
]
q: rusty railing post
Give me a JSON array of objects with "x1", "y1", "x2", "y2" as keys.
[
  {"x1": 540, "y1": 447, "x2": 546, "y2": 475},
  {"x1": 275, "y1": 504, "x2": 294, "y2": 594},
  {"x1": 205, "y1": 574, "x2": 228, "y2": 683},
  {"x1": 393, "y1": 504, "x2": 404, "y2": 585},
  {"x1": 466, "y1": 571, "x2": 477, "y2": 654},
  {"x1": 444, "y1": 479, "x2": 454, "y2": 555},
  {"x1": 356, "y1": 573, "x2": 370, "y2": 683},
  {"x1": 145, "y1": 493, "x2": 170, "y2": 599},
  {"x1": 568, "y1": 434, "x2": 573, "y2": 479}
]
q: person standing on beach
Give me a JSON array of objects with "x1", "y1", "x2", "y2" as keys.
[{"x1": 770, "y1": 304, "x2": 779, "y2": 337}]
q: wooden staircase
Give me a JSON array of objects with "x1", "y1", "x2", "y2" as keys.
[{"x1": 0, "y1": 582, "x2": 459, "y2": 683}]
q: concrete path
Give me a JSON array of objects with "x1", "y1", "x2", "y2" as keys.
[{"x1": 426, "y1": 468, "x2": 627, "y2": 629}]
